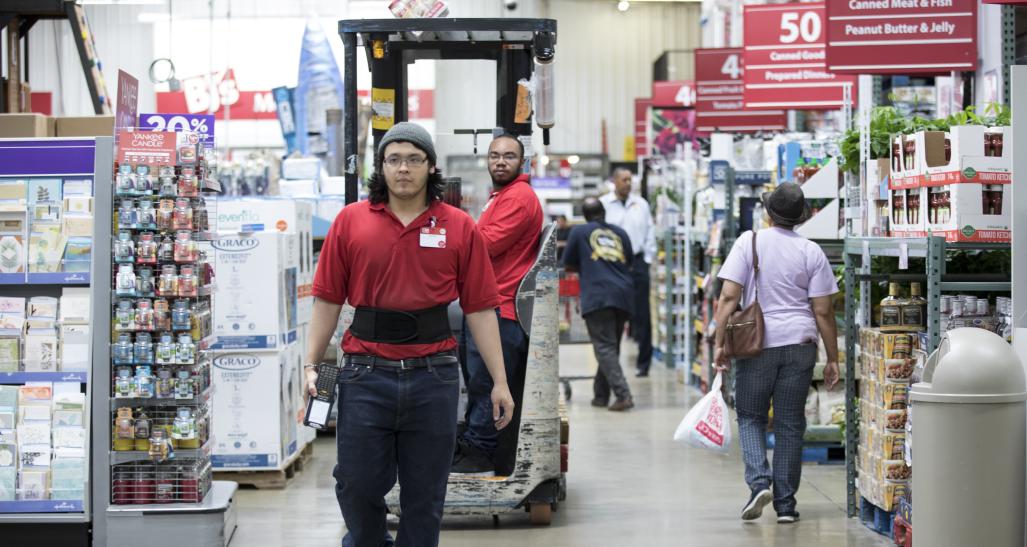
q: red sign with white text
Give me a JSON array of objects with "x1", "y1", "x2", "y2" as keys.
[
  {"x1": 695, "y1": 48, "x2": 787, "y2": 133},
  {"x1": 117, "y1": 130, "x2": 178, "y2": 166},
  {"x1": 826, "y1": 0, "x2": 977, "y2": 74},
  {"x1": 652, "y1": 81, "x2": 696, "y2": 108},
  {"x1": 743, "y1": 3, "x2": 856, "y2": 109}
]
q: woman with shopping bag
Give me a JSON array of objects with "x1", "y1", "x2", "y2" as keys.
[{"x1": 712, "y1": 184, "x2": 840, "y2": 524}]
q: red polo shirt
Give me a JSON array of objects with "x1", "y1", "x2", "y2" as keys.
[
  {"x1": 477, "y1": 174, "x2": 543, "y2": 321},
  {"x1": 312, "y1": 199, "x2": 500, "y2": 360}
]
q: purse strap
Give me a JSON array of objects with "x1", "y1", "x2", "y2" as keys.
[{"x1": 751, "y1": 231, "x2": 760, "y2": 303}]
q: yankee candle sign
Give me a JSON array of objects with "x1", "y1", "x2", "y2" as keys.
[
  {"x1": 743, "y1": 3, "x2": 857, "y2": 109},
  {"x1": 826, "y1": 0, "x2": 977, "y2": 73}
]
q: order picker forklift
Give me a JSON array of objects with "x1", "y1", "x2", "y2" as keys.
[{"x1": 337, "y1": 17, "x2": 565, "y2": 525}]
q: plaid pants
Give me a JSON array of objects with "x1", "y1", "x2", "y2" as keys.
[{"x1": 734, "y1": 343, "x2": 817, "y2": 514}]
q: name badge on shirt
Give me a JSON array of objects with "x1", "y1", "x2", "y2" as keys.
[{"x1": 420, "y1": 227, "x2": 447, "y2": 248}]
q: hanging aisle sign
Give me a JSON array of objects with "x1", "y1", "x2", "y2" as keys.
[
  {"x1": 694, "y1": 48, "x2": 787, "y2": 133},
  {"x1": 743, "y1": 3, "x2": 856, "y2": 110},
  {"x1": 825, "y1": 0, "x2": 977, "y2": 74}
]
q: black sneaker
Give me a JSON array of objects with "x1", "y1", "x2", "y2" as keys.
[
  {"x1": 741, "y1": 488, "x2": 773, "y2": 521},
  {"x1": 777, "y1": 512, "x2": 800, "y2": 524},
  {"x1": 590, "y1": 398, "x2": 609, "y2": 408},
  {"x1": 635, "y1": 369, "x2": 649, "y2": 378},
  {"x1": 451, "y1": 442, "x2": 495, "y2": 477}
]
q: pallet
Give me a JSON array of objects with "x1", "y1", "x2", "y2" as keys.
[
  {"x1": 214, "y1": 442, "x2": 315, "y2": 490},
  {"x1": 860, "y1": 496, "x2": 895, "y2": 538},
  {"x1": 893, "y1": 516, "x2": 912, "y2": 547}
]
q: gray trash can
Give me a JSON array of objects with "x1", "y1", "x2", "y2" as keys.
[{"x1": 910, "y1": 328, "x2": 1027, "y2": 547}]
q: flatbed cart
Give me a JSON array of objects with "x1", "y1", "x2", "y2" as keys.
[{"x1": 337, "y1": 17, "x2": 565, "y2": 525}]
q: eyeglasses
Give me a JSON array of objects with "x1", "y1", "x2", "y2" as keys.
[
  {"x1": 488, "y1": 153, "x2": 520, "y2": 163},
  {"x1": 384, "y1": 155, "x2": 428, "y2": 168}
]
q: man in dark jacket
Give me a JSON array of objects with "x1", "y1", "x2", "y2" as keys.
[{"x1": 562, "y1": 197, "x2": 635, "y2": 411}]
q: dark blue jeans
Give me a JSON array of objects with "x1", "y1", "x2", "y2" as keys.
[
  {"x1": 459, "y1": 310, "x2": 527, "y2": 461},
  {"x1": 631, "y1": 253, "x2": 653, "y2": 373},
  {"x1": 334, "y1": 359, "x2": 460, "y2": 547}
]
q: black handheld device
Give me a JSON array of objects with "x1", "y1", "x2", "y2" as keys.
[{"x1": 303, "y1": 363, "x2": 339, "y2": 430}]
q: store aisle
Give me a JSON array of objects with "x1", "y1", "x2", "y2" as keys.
[{"x1": 230, "y1": 343, "x2": 891, "y2": 547}]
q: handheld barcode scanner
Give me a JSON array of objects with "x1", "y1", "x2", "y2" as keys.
[{"x1": 304, "y1": 363, "x2": 339, "y2": 430}]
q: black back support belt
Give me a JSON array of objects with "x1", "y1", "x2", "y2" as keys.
[{"x1": 349, "y1": 304, "x2": 451, "y2": 345}]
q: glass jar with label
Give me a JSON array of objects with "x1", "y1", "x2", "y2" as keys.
[
  {"x1": 114, "y1": 333, "x2": 134, "y2": 365},
  {"x1": 171, "y1": 300, "x2": 192, "y2": 331},
  {"x1": 173, "y1": 198, "x2": 193, "y2": 231},
  {"x1": 118, "y1": 199, "x2": 137, "y2": 230},
  {"x1": 135, "y1": 299, "x2": 155, "y2": 331},
  {"x1": 157, "y1": 199, "x2": 175, "y2": 231},
  {"x1": 115, "y1": 366, "x2": 133, "y2": 398},
  {"x1": 116, "y1": 407, "x2": 135, "y2": 439},
  {"x1": 174, "y1": 231, "x2": 197, "y2": 263},
  {"x1": 158, "y1": 265, "x2": 178, "y2": 296},
  {"x1": 136, "y1": 233, "x2": 157, "y2": 265},
  {"x1": 156, "y1": 366, "x2": 174, "y2": 398},
  {"x1": 178, "y1": 166, "x2": 199, "y2": 197},
  {"x1": 175, "y1": 370, "x2": 194, "y2": 399},
  {"x1": 149, "y1": 429, "x2": 170, "y2": 461},
  {"x1": 154, "y1": 298, "x2": 171, "y2": 331},
  {"x1": 159, "y1": 165, "x2": 177, "y2": 197},
  {"x1": 134, "y1": 410, "x2": 151, "y2": 440},
  {"x1": 159, "y1": 234, "x2": 175, "y2": 263},
  {"x1": 880, "y1": 282, "x2": 903, "y2": 332},
  {"x1": 137, "y1": 266, "x2": 155, "y2": 296},
  {"x1": 117, "y1": 164, "x2": 136, "y2": 195},
  {"x1": 156, "y1": 332, "x2": 175, "y2": 364},
  {"x1": 172, "y1": 408, "x2": 195, "y2": 440},
  {"x1": 178, "y1": 265, "x2": 197, "y2": 296},
  {"x1": 134, "y1": 334, "x2": 154, "y2": 365},
  {"x1": 116, "y1": 299, "x2": 135, "y2": 331},
  {"x1": 114, "y1": 231, "x2": 135, "y2": 263},
  {"x1": 176, "y1": 334, "x2": 196, "y2": 364},
  {"x1": 116, "y1": 264, "x2": 137, "y2": 296},
  {"x1": 135, "y1": 365, "x2": 155, "y2": 398},
  {"x1": 135, "y1": 165, "x2": 153, "y2": 195},
  {"x1": 137, "y1": 200, "x2": 156, "y2": 228}
]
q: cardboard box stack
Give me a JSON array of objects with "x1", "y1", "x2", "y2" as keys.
[
  {"x1": 889, "y1": 126, "x2": 1011, "y2": 242},
  {"x1": 0, "y1": 114, "x2": 114, "y2": 138},
  {"x1": 857, "y1": 328, "x2": 918, "y2": 511}
]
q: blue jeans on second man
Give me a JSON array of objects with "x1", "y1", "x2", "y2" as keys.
[
  {"x1": 631, "y1": 253, "x2": 653, "y2": 373},
  {"x1": 460, "y1": 310, "x2": 528, "y2": 466},
  {"x1": 334, "y1": 357, "x2": 460, "y2": 547},
  {"x1": 734, "y1": 343, "x2": 817, "y2": 515}
]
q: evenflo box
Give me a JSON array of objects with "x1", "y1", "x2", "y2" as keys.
[
  {"x1": 205, "y1": 232, "x2": 298, "y2": 350},
  {"x1": 211, "y1": 350, "x2": 298, "y2": 470},
  {"x1": 216, "y1": 198, "x2": 314, "y2": 325}
]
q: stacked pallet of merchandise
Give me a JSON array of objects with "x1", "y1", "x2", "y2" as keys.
[{"x1": 857, "y1": 328, "x2": 917, "y2": 517}]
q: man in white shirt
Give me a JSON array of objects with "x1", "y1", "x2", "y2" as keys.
[{"x1": 600, "y1": 168, "x2": 656, "y2": 377}]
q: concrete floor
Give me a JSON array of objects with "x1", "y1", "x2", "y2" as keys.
[{"x1": 230, "y1": 342, "x2": 891, "y2": 547}]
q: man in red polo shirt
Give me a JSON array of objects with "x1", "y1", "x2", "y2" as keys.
[
  {"x1": 304, "y1": 122, "x2": 515, "y2": 547},
  {"x1": 453, "y1": 133, "x2": 542, "y2": 475}
]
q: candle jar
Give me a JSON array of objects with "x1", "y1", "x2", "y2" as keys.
[
  {"x1": 156, "y1": 366, "x2": 174, "y2": 398},
  {"x1": 178, "y1": 265, "x2": 198, "y2": 297},
  {"x1": 116, "y1": 407, "x2": 135, "y2": 439},
  {"x1": 115, "y1": 367, "x2": 133, "y2": 398},
  {"x1": 134, "y1": 334, "x2": 154, "y2": 365},
  {"x1": 159, "y1": 234, "x2": 175, "y2": 263},
  {"x1": 137, "y1": 200, "x2": 156, "y2": 229},
  {"x1": 157, "y1": 199, "x2": 175, "y2": 231},
  {"x1": 158, "y1": 265, "x2": 178, "y2": 296},
  {"x1": 158, "y1": 165, "x2": 177, "y2": 196},
  {"x1": 117, "y1": 164, "x2": 136, "y2": 195},
  {"x1": 154, "y1": 298, "x2": 171, "y2": 331},
  {"x1": 176, "y1": 333, "x2": 196, "y2": 364},
  {"x1": 135, "y1": 165, "x2": 153, "y2": 195},
  {"x1": 178, "y1": 166, "x2": 199, "y2": 198},
  {"x1": 148, "y1": 429, "x2": 169, "y2": 461},
  {"x1": 172, "y1": 408, "x2": 195, "y2": 440},
  {"x1": 136, "y1": 232, "x2": 158, "y2": 264},
  {"x1": 116, "y1": 264, "x2": 137, "y2": 296},
  {"x1": 135, "y1": 364, "x2": 154, "y2": 398},
  {"x1": 175, "y1": 370, "x2": 194, "y2": 399},
  {"x1": 114, "y1": 231, "x2": 135, "y2": 263},
  {"x1": 174, "y1": 231, "x2": 197, "y2": 263},
  {"x1": 136, "y1": 299, "x2": 155, "y2": 331},
  {"x1": 173, "y1": 198, "x2": 193, "y2": 231},
  {"x1": 156, "y1": 332, "x2": 175, "y2": 365},
  {"x1": 116, "y1": 299, "x2": 135, "y2": 331},
  {"x1": 134, "y1": 410, "x2": 151, "y2": 441},
  {"x1": 118, "y1": 200, "x2": 137, "y2": 230},
  {"x1": 137, "y1": 267, "x2": 155, "y2": 296},
  {"x1": 172, "y1": 300, "x2": 192, "y2": 331},
  {"x1": 114, "y1": 333, "x2": 134, "y2": 365}
]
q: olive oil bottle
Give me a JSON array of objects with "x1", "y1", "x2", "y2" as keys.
[{"x1": 901, "y1": 282, "x2": 926, "y2": 332}]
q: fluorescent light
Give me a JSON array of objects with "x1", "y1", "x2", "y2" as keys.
[
  {"x1": 618, "y1": 0, "x2": 630, "y2": 11},
  {"x1": 567, "y1": 155, "x2": 581, "y2": 165}
]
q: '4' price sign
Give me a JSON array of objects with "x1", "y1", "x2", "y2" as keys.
[
  {"x1": 138, "y1": 113, "x2": 215, "y2": 149},
  {"x1": 742, "y1": 3, "x2": 855, "y2": 110},
  {"x1": 694, "y1": 48, "x2": 786, "y2": 133},
  {"x1": 651, "y1": 81, "x2": 696, "y2": 108}
]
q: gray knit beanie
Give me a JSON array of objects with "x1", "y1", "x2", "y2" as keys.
[{"x1": 377, "y1": 122, "x2": 437, "y2": 166}]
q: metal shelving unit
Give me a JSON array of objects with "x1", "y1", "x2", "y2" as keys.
[{"x1": 843, "y1": 236, "x2": 1012, "y2": 517}]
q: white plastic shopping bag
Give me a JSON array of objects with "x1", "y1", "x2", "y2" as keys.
[{"x1": 673, "y1": 372, "x2": 732, "y2": 454}]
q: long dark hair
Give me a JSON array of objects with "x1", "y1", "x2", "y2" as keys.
[{"x1": 367, "y1": 159, "x2": 446, "y2": 205}]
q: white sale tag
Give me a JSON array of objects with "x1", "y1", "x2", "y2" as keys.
[{"x1": 419, "y1": 227, "x2": 447, "y2": 248}]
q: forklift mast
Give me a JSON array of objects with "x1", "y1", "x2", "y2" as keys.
[{"x1": 338, "y1": 18, "x2": 557, "y2": 204}]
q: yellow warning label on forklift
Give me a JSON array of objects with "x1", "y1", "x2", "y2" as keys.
[{"x1": 371, "y1": 88, "x2": 396, "y2": 131}]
